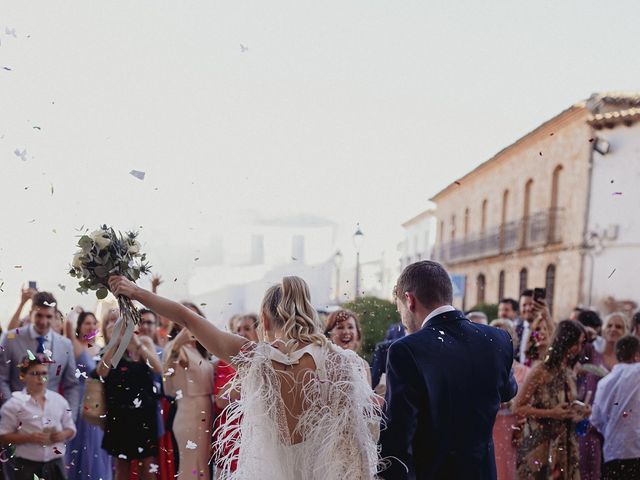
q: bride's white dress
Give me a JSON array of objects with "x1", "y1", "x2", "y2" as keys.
[{"x1": 213, "y1": 341, "x2": 381, "y2": 479}]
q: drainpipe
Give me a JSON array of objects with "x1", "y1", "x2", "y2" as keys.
[{"x1": 579, "y1": 124, "x2": 596, "y2": 306}]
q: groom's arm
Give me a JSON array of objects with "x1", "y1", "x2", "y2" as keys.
[{"x1": 379, "y1": 341, "x2": 423, "y2": 479}]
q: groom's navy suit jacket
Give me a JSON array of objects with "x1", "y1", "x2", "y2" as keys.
[{"x1": 379, "y1": 310, "x2": 517, "y2": 480}]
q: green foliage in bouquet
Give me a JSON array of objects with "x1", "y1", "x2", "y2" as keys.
[{"x1": 69, "y1": 225, "x2": 151, "y2": 300}]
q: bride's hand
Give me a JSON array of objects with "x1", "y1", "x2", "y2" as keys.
[{"x1": 108, "y1": 276, "x2": 140, "y2": 299}]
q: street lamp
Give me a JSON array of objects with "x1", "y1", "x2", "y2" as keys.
[
  {"x1": 353, "y1": 225, "x2": 365, "y2": 299},
  {"x1": 333, "y1": 250, "x2": 343, "y2": 304}
]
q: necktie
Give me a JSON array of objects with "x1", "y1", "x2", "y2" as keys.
[{"x1": 36, "y1": 336, "x2": 46, "y2": 354}]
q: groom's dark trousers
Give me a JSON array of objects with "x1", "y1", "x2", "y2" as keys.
[{"x1": 379, "y1": 310, "x2": 517, "y2": 480}]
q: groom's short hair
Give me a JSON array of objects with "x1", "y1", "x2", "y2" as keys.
[{"x1": 396, "y1": 261, "x2": 453, "y2": 308}]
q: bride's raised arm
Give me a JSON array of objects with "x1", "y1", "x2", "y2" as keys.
[{"x1": 108, "y1": 276, "x2": 249, "y2": 363}]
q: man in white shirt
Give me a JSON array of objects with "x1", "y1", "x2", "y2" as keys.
[
  {"x1": 590, "y1": 335, "x2": 640, "y2": 479},
  {"x1": 0, "y1": 354, "x2": 76, "y2": 480}
]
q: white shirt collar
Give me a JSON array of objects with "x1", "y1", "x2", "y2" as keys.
[
  {"x1": 421, "y1": 305, "x2": 456, "y2": 329},
  {"x1": 29, "y1": 324, "x2": 51, "y2": 341}
]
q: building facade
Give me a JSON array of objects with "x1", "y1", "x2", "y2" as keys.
[
  {"x1": 400, "y1": 209, "x2": 437, "y2": 269},
  {"x1": 424, "y1": 92, "x2": 640, "y2": 319}
]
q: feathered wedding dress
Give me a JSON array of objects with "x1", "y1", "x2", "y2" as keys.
[{"x1": 213, "y1": 341, "x2": 381, "y2": 479}]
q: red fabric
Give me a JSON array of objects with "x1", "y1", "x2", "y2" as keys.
[
  {"x1": 158, "y1": 397, "x2": 176, "y2": 480},
  {"x1": 213, "y1": 360, "x2": 239, "y2": 471}
]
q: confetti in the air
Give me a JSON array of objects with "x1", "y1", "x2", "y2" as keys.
[
  {"x1": 33, "y1": 126, "x2": 41, "y2": 130},
  {"x1": 74, "y1": 369, "x2": 87, "y2": 379},
  {"x1": 133, "y1": 397, "x2": 142, "y2": 408},
  {"x1": 608, "y1": 269, "x2": 616, "y2": 279},
  {"x1": 5, "y1": 27, "x2": 17, "y2": 38},
  {"x1": 83, "y1": 330, "x2": 98, "y2": 340},
  {"x1": 176, "y1": 389, "x2": 183, "y2": 400},
  {"x1": 2, "y1": 66, "x2": 11, "y2": 71},
  {"x1": 27, "y1": 350, "x2": 36, "y2": 361},
  {"x1": 240, "y1": 44, "x2": 248, "y2": 53},
  {"x1": 185, "y1": 440, "x2": 197, "y2": 450},
  {"x1": 129, "y1": 170, "x2": 145, "y2": 181},
  {"x1": 149, "y1": 464, "x2": 159, "y2": 474},
  {"x1": 612, "y1": 192, "x2": 622, "y2": 196},
  {"x1": 14, "y1": 148, "x2": 28, "y2": 161},
  {"x1": 57, "y1": 284, "x2": 66, "y2": 291},
  {"x1": 43, "y1": 301, "x2": 56, "y2": 307}
]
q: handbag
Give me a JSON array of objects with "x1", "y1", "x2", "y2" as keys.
[{"x1": 81, "y1": 377, "x2": 106, "y2": 429}]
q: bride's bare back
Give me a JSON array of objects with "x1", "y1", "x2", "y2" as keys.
[{"x1": 213, "y1": 341, "x2": 380, "y2": 479}]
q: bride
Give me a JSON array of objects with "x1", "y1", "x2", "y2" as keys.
[{"x1": 108, "y1": 275, "x2": 381, "y2": 479}]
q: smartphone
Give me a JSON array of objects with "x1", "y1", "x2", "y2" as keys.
[
  {"x1": 28, "y1": 281, "x2": 37, "y2": 290},
  {"x1": 533, "y1": 287, "x2": 546, "y2": 303}
]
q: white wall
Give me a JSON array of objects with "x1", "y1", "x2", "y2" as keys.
[
  {"x1": 402, "y1": 214, "x2": 437, "y2": 267},
  {"x1": 588, "y1": 122, "x2": 640, "y2": 307}
]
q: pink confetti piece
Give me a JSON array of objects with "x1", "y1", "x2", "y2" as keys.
[{"x1": 83, "y1": 330, "x2": 98, "y2": 341}]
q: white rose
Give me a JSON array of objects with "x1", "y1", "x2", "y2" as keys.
[
  {"x1": 72, "y1": 252, "x2": 83, "y2": 269},
  {"x1": 90, "y1": 230, "x2": 112, "y2": 250},
  {"x1": 128, "y1": 242, "x2": 140, "y2": 255}
]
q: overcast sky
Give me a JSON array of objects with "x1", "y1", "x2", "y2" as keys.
[{"x1": 1, "y1": 0, "x2": 639, "y2": 320}]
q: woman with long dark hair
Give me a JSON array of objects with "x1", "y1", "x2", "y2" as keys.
[
  {"x1": 64, "y1": 311, "x2": 112, "y2": 480},
  {"x1": 513, "y1": 320, "x2": 589, "y2": 479}
]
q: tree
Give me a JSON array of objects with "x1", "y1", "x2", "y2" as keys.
[{"x1": 342, "y1": 296, "x2": 400, "y2": 362}]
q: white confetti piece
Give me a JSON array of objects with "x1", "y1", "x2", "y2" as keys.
[
  {"x1": 185, "y1": 440, "x2": 197, "y2": 450},
  {"x1": 149, "y1": 464, "x2": 159, "y2": 474},
  {"x1": 74, "y1": 369, "x2": 87, "y2": 379},
  {"x1": 118, "y1": 454, "x2": 127, "y2": 460},
  {"x1": 133, "y1": 397, "x2": 142, "y2": 408},
  {"x1": 129, "y1": 170, "x2": 145, "y2": 181},
  {"x1": 175, "y1": 389, "x2": 183, "y2": 400},
  {"x1": 138, "y1": 447, "x2": 143, "y2": 453},
  {"x1": 14, "y1": 148, "x2": 27, "y2": 161}
]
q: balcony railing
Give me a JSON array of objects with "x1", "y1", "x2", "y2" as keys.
[{"x1": 436, "y1": 208, "x2": 563, "y2": 264}]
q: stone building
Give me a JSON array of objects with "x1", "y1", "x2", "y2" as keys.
[{"x1": 423, "y1": 92, "x2": 640, "y2": 319}]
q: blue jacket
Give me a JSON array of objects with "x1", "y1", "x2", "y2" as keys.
[{"x1": 379, "y1": 310, "x2": 517, "y2": 480}]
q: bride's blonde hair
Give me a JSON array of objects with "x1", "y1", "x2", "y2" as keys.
[{"x1": 260, "y1": 276, "x2": 328, "y2": 347}]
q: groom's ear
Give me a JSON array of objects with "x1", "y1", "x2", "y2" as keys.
[{"x1": 405, "y1": 292, "x2": 417, "y2": 312}]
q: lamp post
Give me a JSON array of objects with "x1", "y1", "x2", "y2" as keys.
[
  {"x1": 333, "y1": 250, "x2": 343, "y2": 304},
  {"x1": 353, "y1": 225, "x2": 365, "y2": 299}
]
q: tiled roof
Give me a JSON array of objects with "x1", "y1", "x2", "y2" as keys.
[{"x1": 588, "y1": 107, "x2": 640, "y2": 129}]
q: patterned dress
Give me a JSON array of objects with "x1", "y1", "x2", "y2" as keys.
[{"x1": 516, "y1": 367, "x2": 580, "y2": 479}]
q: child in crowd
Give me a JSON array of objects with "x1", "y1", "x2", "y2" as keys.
[{"x1": 0, "y1": 354, "x2": 76, "y2": 480}]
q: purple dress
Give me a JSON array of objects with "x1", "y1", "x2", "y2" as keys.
[
  {"x1": 577, "y1": 342, "x2": 607, "y2": 480},
  {"x1": 66, "y1": 350, "x2": 113, "y2": 480}
]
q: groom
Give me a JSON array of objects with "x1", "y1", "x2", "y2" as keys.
[{"x1": 380, "y1": 261, "x2": 517, "y2": 480}]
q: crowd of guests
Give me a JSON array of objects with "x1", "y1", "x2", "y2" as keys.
[
  {"x1": 486, "y1": 292, "x2": 640, "y2": 480},
  {"x1": 0, "y1": 279, "x2": 638, "y2": 479},
  {"x1": 0, "y1": 279, "x2": 377, "y2": 480}
]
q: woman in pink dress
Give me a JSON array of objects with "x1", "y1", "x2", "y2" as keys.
[{"x1": 490, "y1": 319, "x2": 530, "y2": 480}]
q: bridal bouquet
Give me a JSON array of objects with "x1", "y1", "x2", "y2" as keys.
[{"x1": 69, "y1": 226, "x2": 151, "y2": 366}]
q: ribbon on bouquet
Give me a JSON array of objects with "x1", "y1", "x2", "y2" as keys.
[{"x1": 104, "y1": 314, "x2": 135, "y2": 368}]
